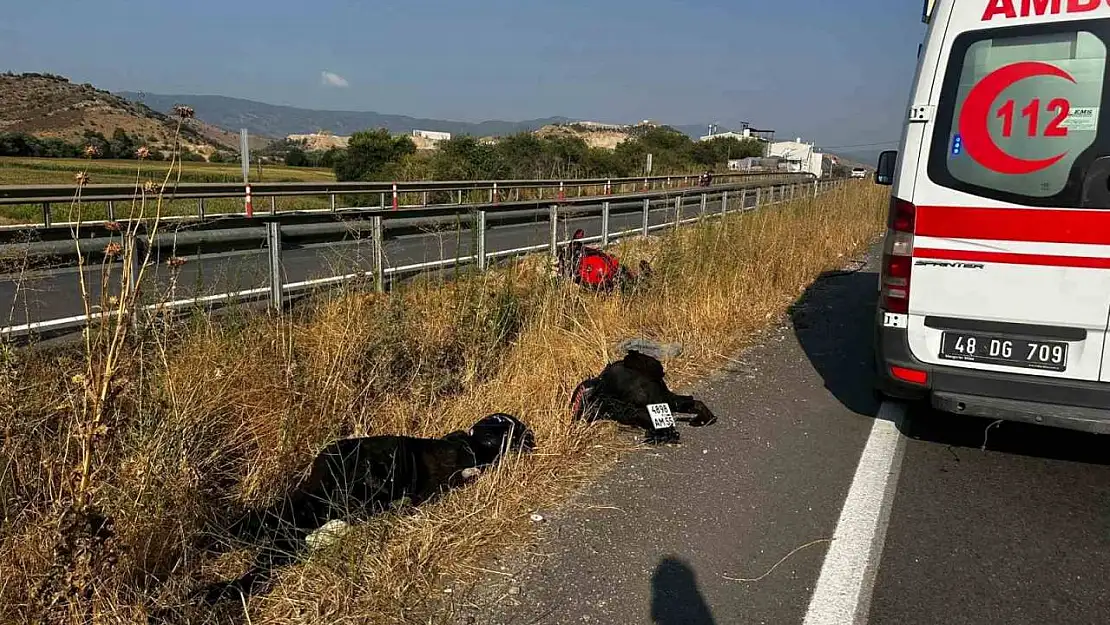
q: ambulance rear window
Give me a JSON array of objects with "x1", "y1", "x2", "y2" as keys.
[{"x1": 929, "y1": 24, "x2": 1108, "y2": 206}]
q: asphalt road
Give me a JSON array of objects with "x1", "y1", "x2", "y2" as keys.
[
  {"x1": 449, "y1": 244, "x2": 1110, "y2": 625},
  {"x1": 0, "y1": 192, "x2": 770, "y2": 331}
]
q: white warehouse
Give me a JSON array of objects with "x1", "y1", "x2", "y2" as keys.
[{"x1": 766, "y1": 138, "x2": 823, "y2": 178}]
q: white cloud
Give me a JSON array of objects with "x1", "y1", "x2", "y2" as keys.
[{"x1": 321, "y1": 71, "x2": 349, "y2": 88}]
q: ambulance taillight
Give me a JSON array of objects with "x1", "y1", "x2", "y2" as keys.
[{"x1": 881, "y1": 198, "x2": 915, "y2": 315}]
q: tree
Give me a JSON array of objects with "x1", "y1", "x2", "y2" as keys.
[
  {"x1": 108, "y1": 128, "x2": 135, "y2": 160},
  {"x1": 38, "y1": 137, "x2": 80, "y2": 158},
  {"x1": 81, "y1": 131, "x2": 110, "y2": 159},
  {"x1": 607, "y1": 126, "x2": 697, "y2": 175},
  {"x1": 332, "y1": 129, "x2": 417, "y2": 181},
  {"x1": 318, "y1": 147, "x2": 344, "y2": 169},
  {"x1": 0, "y1": 132, "x2": 37, "y2": 156},
  {"x1": 584, "y1": 147, "x2": 626, "y2": 177},
  {"x1": 494, "y1": 133, "x2": 546, "y2": 179},
  {"x1": 430, "y1": 136, "x2": 502, "y2": 180},
  {"x1": 691, "y1": 136, "x2": 764, "y2": 167},
  {"x1": 541, "y1": 136, "x2": 590, "y2": 178},
  {"x1": 285, "y1": 147, "x2": 308, "y2": 167}
]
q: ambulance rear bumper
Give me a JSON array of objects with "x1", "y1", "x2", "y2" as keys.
[{"x1": 874, "y1": 312, "x2": 1110, "y2": 435}]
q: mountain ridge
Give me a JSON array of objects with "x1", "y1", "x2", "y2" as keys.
[{"x1": 116, "y1": 92, "x2": 712, "y2": 141}]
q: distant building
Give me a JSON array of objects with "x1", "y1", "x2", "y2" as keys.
[
  {"x1": 729, "y1": 156, "x2": 780, "y2": 172},
  {"x1": 700, "y1": 130, "x2": 752, "y2": 142},
  {"x1": 699, "y1": 123, "x2": 776, "y2": 144},
  {"x1": 767, "y1": 138, "x2": 824, "y2": 178},
  {"x1": 412, "y1": 129, "x2": 451, "y2": 142}
]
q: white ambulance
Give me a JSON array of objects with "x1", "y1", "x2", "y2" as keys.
[{"x1": 873, "y1": 0, "x2": 1110, "y2": 432}]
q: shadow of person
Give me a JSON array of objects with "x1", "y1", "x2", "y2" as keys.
[{"x1": 650, "y1": 557, "x2": 716, "y2": 625}]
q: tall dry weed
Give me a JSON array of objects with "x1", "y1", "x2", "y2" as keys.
[{"x1": 0, "y1": 181, "x2": 887, "y2": 624}]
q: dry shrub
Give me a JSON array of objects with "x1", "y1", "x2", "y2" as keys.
[{"x1": 0, "y1": 182, "x2": 887, "y2": 624}]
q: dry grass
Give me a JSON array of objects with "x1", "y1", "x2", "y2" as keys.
[{"x1": 0, "y1": 181, "x2": 887, "y2": 624}]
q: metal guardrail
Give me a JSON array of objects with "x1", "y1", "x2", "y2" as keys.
[
  {"x1": 0, "y1": 174, "x2": 816, "y2": 250},
  {"x1": 0, "y1": 171, "x2": 795, "y2": 228},
  {"x1": 0, "y1": 175, "x2": 846, "y2": 339}
]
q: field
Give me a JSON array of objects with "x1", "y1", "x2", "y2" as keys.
[
  {"x1": 0, "y1": 156, "x2": 722, "y2": 226},
  {"x1": 0, "y1": 181, "x2": 887, "y2": 624},
  {"x1": 0, "y1": 157, "x2": 336, "y2": 186},
  {"x1": 0, "y1": 157, "x2": 338, "y2": 224}
]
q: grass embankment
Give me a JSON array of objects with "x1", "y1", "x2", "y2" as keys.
[{"x1": 0, "y1": 181, "x2": 888, "y2": 624}]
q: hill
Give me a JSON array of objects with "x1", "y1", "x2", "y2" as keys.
[
  {"x1": 0, "y1": 73, "x2": 247, "y2": 157},
  {"x1": 118, "y1": 92, "x2": 574, "y2": 140},
  {"x1": 534, "y1": 120, "x2": 686, "y2": 150}
]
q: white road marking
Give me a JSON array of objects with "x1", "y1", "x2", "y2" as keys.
[{"x1": 802, "y1": 401, "x2": 907, "y2": 625}]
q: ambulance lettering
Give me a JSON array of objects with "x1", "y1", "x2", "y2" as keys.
[{"x1": 983, "y1": 0, "x2": 1105, "y2": 21}]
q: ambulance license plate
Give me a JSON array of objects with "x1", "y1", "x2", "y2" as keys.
[{"x1": 939, "y1": 332, "x2": 1068, "y2": 372}]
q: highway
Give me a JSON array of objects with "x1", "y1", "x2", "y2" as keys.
[
  {"x1": 0, "y1": 192, "x2": 755, "y2": 332},
  {"x1": 449, "y1": 244, "x2": 1110, "y2": 625}
]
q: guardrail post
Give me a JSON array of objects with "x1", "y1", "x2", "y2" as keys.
[
  {"x1": 549, "y1": 205, "x2": 558, "y2": 261},
  {"x1": 755, "y1": 187, "x2": 762, "y2": 208},
  {"x1": 197, "y1": 198, "x2": 205, "y2": 219},
  {"x1": 476, "y1": 210, "x2": 487, "y2": 271},
  {"x1": 642, "y1": 198, "x2": 650, "y2": 237},
  {"x1": 721, "y1": 190, "x2": 728, "y2": 216},
  {"x1": 422, "y1": 190, "x2": 428, "y2": 207},
  {"x1": 700, "y1": 192, "x2": 708, "y2": 217},
  {"x1": 673, "y1": 196, "x2": 682, "y2": 229},
  {"x1": 458, "y1": 189, "x2": 464, "y2": 205},
  {"x1": 107, "y1": 201, "x2": 115, "y2": 222},
  {"x1": 813, "y1": 180, "x2": 819, "y2": 198},
  {"x1": 41, "y1": 202, "x2": 51, "y2": 228},
  {"x1": 380, "y1": 192, "x2": 386, "y2": 210},
  {"x1": 266, "y1": 222, "x2": 282, "y2": 312},
  {"x1": 601, "y1": 201, "x2": 610, "y2": 247},
  {"x1": 270, "y1": 196, "x2": 276, "y2": 215},
  {"x1": 372, "y1": 215, "x2": 384, "y2": 293},
  {"x1": 330, "y1": 193, "x2": 337, "y2": 212}
]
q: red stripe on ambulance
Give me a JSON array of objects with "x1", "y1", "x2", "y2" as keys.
[
  {"x1": 915, "y1": 205, "x2": 1110, "y2": 245},
  {"x1": 915, "y1": 246, "x2": 1110, "y2": 269}
]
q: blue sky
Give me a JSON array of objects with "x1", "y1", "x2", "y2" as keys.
[{"x1": 1, "y1": 0, "x2": 926, "y2": 155}]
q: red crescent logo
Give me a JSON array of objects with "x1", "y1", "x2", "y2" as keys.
[{"x1": 958, "y1": 61, "x2": 1075, "y2": 175}]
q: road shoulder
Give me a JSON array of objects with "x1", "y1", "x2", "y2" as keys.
[{"x1": 449, "y1": 252, "x2": 884, "y2": 625}]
